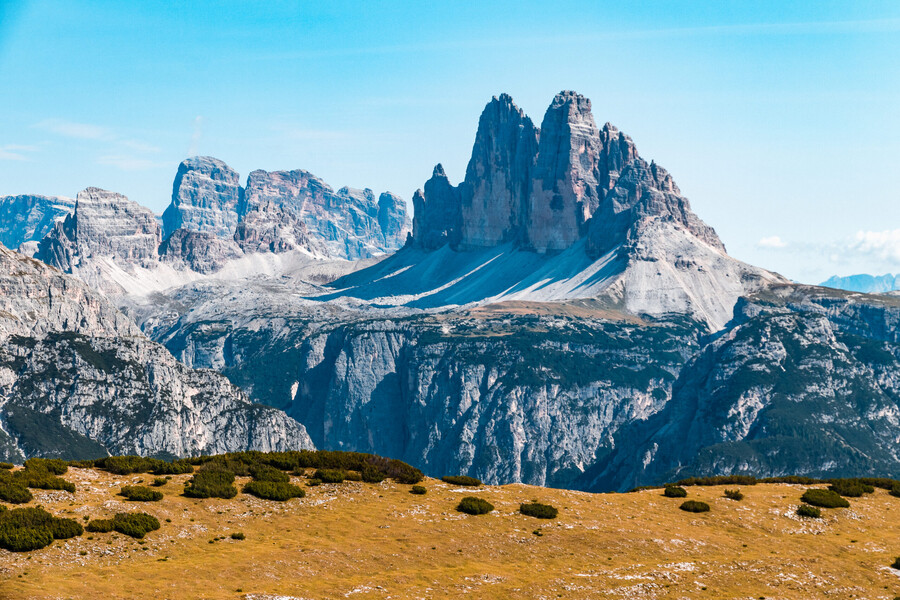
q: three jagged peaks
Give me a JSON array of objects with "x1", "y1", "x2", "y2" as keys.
[{"x1": 411, "y1": 90, "x2": 724, "y2": 257}]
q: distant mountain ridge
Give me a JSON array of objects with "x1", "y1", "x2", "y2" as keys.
[{"x1": 821, "y1": 273, "x2": 900, "y2": 294}]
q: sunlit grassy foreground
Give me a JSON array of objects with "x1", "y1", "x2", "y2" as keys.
[{"x1": 2, "y1": 467, "x2": 900, "y2": 599}]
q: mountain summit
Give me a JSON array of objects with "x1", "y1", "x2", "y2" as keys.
[{"x1": 339, "y1": 91, "x2": 784, "y2": 330}]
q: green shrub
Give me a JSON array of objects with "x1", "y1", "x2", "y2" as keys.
[
  {"x1": 519, "y1": 502, "x2": 558, "y2": 519},
  {"x1": 151, "y1": 477, "x2": 167, "y2": 487},
  {"x1": 249, "y1": 465, "x2": 290, "y2": 483},
  {"x1": 442, "y1": 475, "x2": 482, "y2": 487},
  {"x1": 23, "y1": 458, "x2": 68, "y2": 475},
  {"x1": 759, "y1": 476, "x2": 821, "y2": 485},
  {"x1": 17, "y1": 471, "x2": 75, "y2": 493},
  {"x1": 724, "y1": 489, "x2": 744, "y2": 501},
  {"x1": 679, "y1": 501, "x2": 710, "y2": 513},
  {"x1": 797, "y1": 504, "x2": 821, "y2": 518},
  {"x1": 410, "y1": 485, "x2": 427, "y2": 495},
  {"x1": 314, "y1": 469, "x2": 346, "y2": 484},
  {"x1": 111, "y1": 512, "x2": 160, "y2": 539},
  {"x1": 183, "y1": 469, "x2": 237, "y2": 499},
  {"x1": 893, "y1": 557, "x2": 900, "y2": 570},
  {"x1": 891, "y1": 484, "x2": 900, "y2": 498},
  {"x1": 0, "y1": 481, "x2": 33, "y2": 504},
  {"x1": 49, "y1": 518, "x2": 83, "y2": 539},
  {"x1": 457, "y1": 496, "x2": 494, "y2": 515},
  {"x1": 120, "y1": 486, "x2": 163, "y2": 502},
  {"x1": 242, "y1": 481, "x2": 305, "y2": 501},
  {"x1": 344, "y1": 471, "x2": 363, "y2": 481},
  {"x1": 0, "y1": 462, "x2": 14, "y2": 469},
  {"x1": 306, "y1": 479, "x2": 321, "y2": 487},
  {"x1": 85, "y1": 519, "x2": 114, "y2": 533},
  {"x1": 801, "y1": 489, "x2": 850, "y2": 508},
  {"x1": 663, "y1": 485, "x2": 687, "y2": 498},
  {"x1": 0, "y1": 507, "x2": 82, "y2": 552},
  {"x1": 360, "y1": 465, "x2": 386, "y2": 483},
  {"x1": 231, "y1": 532, "x2": 245, "y2": 540},
  {"x1": 828, "y1": 479, "x2": 875, "y2": 498},
  {"x1": 676, "y1": 475, "x2": 758, "y2": 487}
]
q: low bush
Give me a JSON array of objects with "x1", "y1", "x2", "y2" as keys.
[
  {"x1": 314, "y1": 469, "x2": 346, "y2": 484},
  {"x1": 759, "y1": 475, "x2": 821, "y2": 485},
  {"x1": 231, "y1": 532, "x2": 245, "y2": 540},
  {"x1": 0, "y1": 481, "x2": 33, "y2": 504},
  {"x1": 14, "y1": 468, "x2": 75, "y2": 493},
  {"x1": 893, "y1": 557, "x2": 900, "y2": 570},
  {"x1": 93, "y1": 456, "x2": 194, "y2": 476},
  {"x1": 151, "y1": 477, "x2": 167, "y2": 487},
  {"x1": 344, "y1": 471, "x2": 362, "y2": 482},
  {"x1": 111, "y1": 512, "x2": 160, "y2": 539},
  {"x1": 0, "y1": 507, "x2": 83, "y2": 552},
  {"x1": 891, "y1": 484, "x2": 900, "y2": 498},
  {"x1": 520, "y1": 502, "x2": 558, "y2": 519},
  {"x1": 676, "y1": 475, "x2": 757, "y2": 487},
  {"x1": 0, "y1": 462, "x2": 14, "y2": 469},
  {"x1": 663, "y1": 485, "x2": 687, "y2": 498},
  {"x1": 442, "y1": 475, "x2": 482, "y2": 487},
  {"x1": 679, "y1": 500, "x2": 710, "y2": 513},
  {"x1": 361, "y1": 465, "x2": 386, "y2": 483},
  {"x1": 23, "y1": 458, "x2": 68, "y2": 475},
  {"x1": 457, "y1": 496, "x2": 494, "y2": 515},
  {"x1": 85, "y1": 519, "x2": 114, "y2": 533},
  {"x1": 828, "y1": 479, "x2": 875, "y2": 498},
  {"x1": 306, "y1": 479, "x2": 321, "y2": 487},
  {"x1": 242, "y1": 481, "x2": 305, "y2": 501},
  {"x1": 183, "y1": 469, "x2": 237, "y2": 499},
  {"x1": 801, "y1": 489, "x2": 850, "y2": 508},
  {"x1": 797, "y1": 504, "x2": 821, "y2": 518},
  {"x1": 120, "y1": 486, "x2": 163, "y2": 502},
  {"x1": 724, "y1": 489, "x2": 744, "y2": 501},
  {"x1": 410, "y1": 485, "x2": 427, "y2": 495},
  {"x1": 249, "y1": 464, "x2": 290, "y2": 483}
]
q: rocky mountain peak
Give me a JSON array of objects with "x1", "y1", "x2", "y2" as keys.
[
  {"x1": 163, "y1": 156, "x2": 243, "y2": 240},
  {"x1": 458, "y1": 93, "x2": 539, "y2": 249},
  {"x1": 37, "y1": 187, "x2": 161, "y2": 272},
  {"x1": 412, "y1": 165, "x2": 461, "y2": 250}
]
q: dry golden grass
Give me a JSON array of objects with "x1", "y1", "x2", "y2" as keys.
[{"x1": 2, "y1": 468, "x2": 900, "y2": 599}]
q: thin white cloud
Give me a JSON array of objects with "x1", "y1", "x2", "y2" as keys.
[
  {"x1": 757, "y1": 235, "x2": 787, "y2": 249},
  {"x1": 97, "y1": 155, "x2": 166, "y2": 171},
  {"x1": 0, "y1": 144, "x2": 39, "y2": 161},
  {"x1": 120, "y1": 139, "x2": 161, "y2": 154},
  {"x1": 851, "y1": 229, "x2": 900, "y2": 263},
  {"x1": 35, "y1": 118, "x2": 114, "y2": 141}
]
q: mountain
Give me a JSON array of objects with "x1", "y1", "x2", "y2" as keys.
[
  {"x1": 0, "y1": 194, "x2": 75, "y2": 253},
  {"x1": 0, "y1": 243, "x2": 312, "y2": 462},
  {"x1": 821, "y1": 273, "x2": 900, "y2": 294},
  {"x1": 10, "y1": 90, "x2": 899, "y2": 492}
]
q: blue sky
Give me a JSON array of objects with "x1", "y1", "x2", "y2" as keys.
[{"x1": 1, "y1": 1, "x2": 898, "y2": 283}]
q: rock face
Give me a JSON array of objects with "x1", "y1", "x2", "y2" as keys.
[
  {"x1": 584, "y1": 286, "x2": 900, "y2": 491},
  {"x1": 0, "y1": 244, "x2": 313, "y2": 462},
  {"x1": 411, "y1": 165, "x2": 462, "y2": 250},
  {"x1": 458, "y1": 94, "x2": 539, "y2": 249},
  {"x1": 159, "y1": 229, "x2": 243, "y2": 274},
  {"x1": 162, "y1": 156, "x2": 243, "y2": 240},
  {"x1": 37, "y1": 187, "x2": 161, "y2": 272},
  {"x1": 0, "y1": 194, "x2": 75, "y2": 251}
]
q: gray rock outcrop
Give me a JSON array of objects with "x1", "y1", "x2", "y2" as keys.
[{"x1": 162, "y1": 156, "x2": 243, "y2": 240}]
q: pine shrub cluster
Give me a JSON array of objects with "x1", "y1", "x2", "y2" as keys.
[
  {"x1": 87, "y1": 513, "x2": 160, "y2": 538},
  {"x1": 457, "y1": 496, "x2": 494, "y2": 515},
  {"x1": 724, "y1": 489, "x2": 744, "y2": 501},
  {"x1": 0, "y1": 507, "x2": 83, "y2": 552},
  {"x1": 242, "y1": 480, "x2": 306, "y2": 501},
  {"x1": 519, "y1": 502, "x2": 558, "y2": 519},
  {"x1": 442, "y1": 475, "x2": 483, "y2": 487},
  {"x1": 120, "y1": 485, "x2": 163, "y2": 502},
  {"x1": 663, "y1": 485, "x2": 687, "y2": 498},
  {"x1": 828, "y1": 479, "x2": 875, "y2": 498},
  {"x1": 410, "y1": 485, "x2": 427, "y2": 495},
  {"x1": 801, "y1": 489, "x2": 850, "y2": 508},
  {"x1": 183, "y1": 468, "x2": 238, "y2": 499},
  {"x1": 679, "y1": 500, "x2": 710, "y2": 513},
  {"x1": 314, "y1": 469, "x2": 346, "y2": 484},
  {"x1": 797, "y1": 504, "x2": 821, "y2": 518}
]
